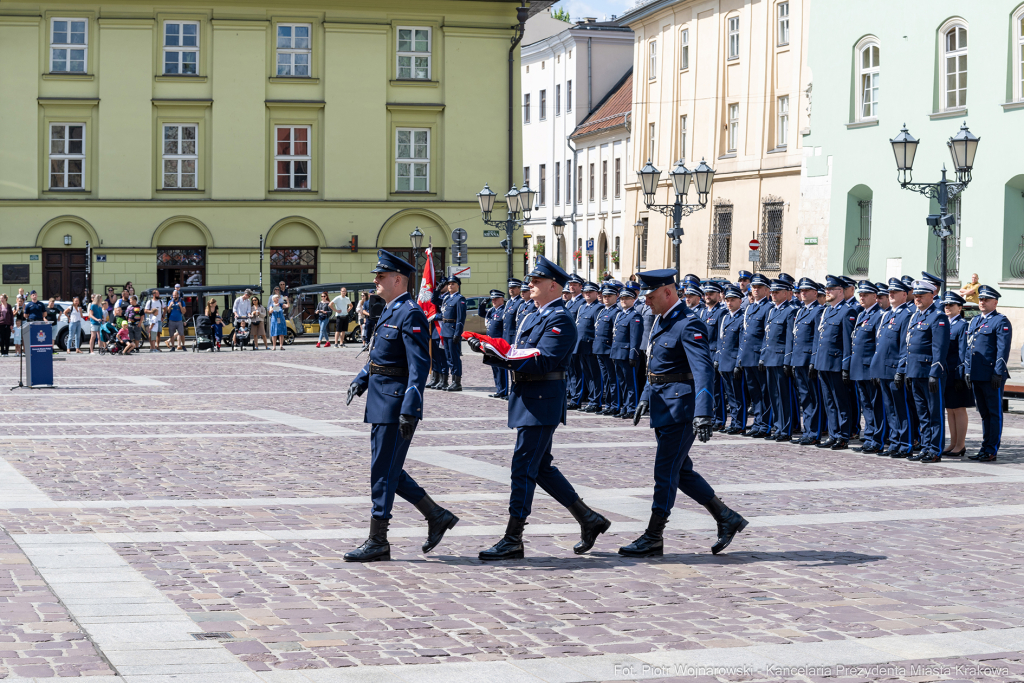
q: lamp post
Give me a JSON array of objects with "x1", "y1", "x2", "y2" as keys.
[
  {"x1": 889, "y1": 122, "x2": 979, "y2": 295},
  {"x1": 552, "y1": 216, "x2": 566, "y2": 269},
  {"x1": 633, "y1": 220, "x2": 645, "y2": 274},
  {"x1": 637, "y1": 158, "x2": 716, "y2": 280},
  {"x1": 409, "y1": 227, "x2": 424, "y2": 295},
  {"x1": 477, "y1": 181, "x2": 537, "y2": 281}
]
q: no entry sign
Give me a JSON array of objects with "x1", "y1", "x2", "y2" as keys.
[{"x1": 748, "y1": 239, "x2": 760, "y2": 251}]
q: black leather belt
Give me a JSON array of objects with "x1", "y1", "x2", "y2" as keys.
[
  {"x1": 511, "y1": 371, "x2": 565, "y2": 383},
  {"x1": 442, "y1": 318, "x2": 457, "y2": 322},
  {"x1": 370, "y1": 363, "x2": 408, "y2": 378},
  {"x1": 647, "y1": 372, "x2": 693, "y2": 384}
]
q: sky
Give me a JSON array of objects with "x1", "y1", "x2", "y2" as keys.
[{"x1": 551, "y1": 0, "x2": 637, "y2": 22}]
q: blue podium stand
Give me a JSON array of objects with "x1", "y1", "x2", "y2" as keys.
[{"x1": 24, "y1": 322, "x2": 53, "y2": 387}]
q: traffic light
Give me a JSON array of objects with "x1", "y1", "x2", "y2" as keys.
[{"x1": 349, "y1": 235, "x2": 358, "y2": 252}]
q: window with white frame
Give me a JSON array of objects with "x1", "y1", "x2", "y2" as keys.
[
  {"x1": 556, "y1": 84, "x2": 561, "y2": 116},
  {"x1": 859, "y1": 41, "x2": 879, "y2": 119},
  {"x1": 649, "y1": 40, "x2": 657, "y2": 79},
  {"x1": 577, "y1": 165, "x2": 582, "y2": 202},
  {"x1": 567, "y1": 80, "x2": 573, "y2": 111},
  {"x1": 944, "y1": 24, "x2": 967, "y2": 110},
  {"x1": 540, "y1": 89, "x2": 547, "y2": 120},
  {"x1": 275, "y1": 126, "x2": 310, "y2": 190},
  {"x1": 276, "y1": 23, "x2": 311, "y2": 77},
  {"x1": 728, "y1": 103, "x2": 739, "y2": 152},
  {"x1": 589, "y1": 163, "x2": 595, "y2": 202},
  {"x1": 49, "y1": 123, "x2": 85, "y2": 189},
  {"x1": 680, "y1": 28, "x2": 689, "y2": 70},
  {"x1": 524, "y1": 93, "x2": 531, "y2": 124},
  {"x1": 614, "y1": 158, "x2": 621, "y2": 198},
  {"x1": 777, "y1": 96, "x2": 789, "y2": 148},
  {"x1": 50, "y1": 18, "x2": 87, "y2": 73},
  {"x1": 602, "y1": 160, "x2": 608, "y2": 200},
  {"x1": 396, "y1": 128, "x2": 428, "y2": 191},
  {"x1": 1018, "y1": 12, "x2": 1024, "y2": 100},
  {"x1": 164, "y1": 21, "x2": 199, "y2": 75},
  {"x1": 777, "y1": 2, "x2": 789, "y2": 46},
  {"x1": 728, "y1": 16, "x2": 740, "y2": 59},
  {"x1": 162, "y1": 124, "x2": 197, "y2": 189},
  {"x1": 555, "y1": 161, "x2": 561, "y2": 204},
  {"x1": 649, "y1": 122, "x2": 656, "y2": 162},
  {"x1": 523, "y1": 166, "x2": 530, "y2": 189},
  {"x1": 679, "y1": 115, "x2": 687, "y2": 161},
  {"x1": 397, "y1": 27, "x2": 430, "y2": 80},
  {"x1": 539, "y1": 164, "x2": 546, "y2": 205}
]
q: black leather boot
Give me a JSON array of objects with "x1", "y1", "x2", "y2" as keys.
[
  {"x1": 479, "y1": 517, "x2": 527, "y2": 560},
  {"x1": 426, "y1": 371, "x2": 440, "y2": 389},
  {"x1": 567, "y1": 498, "x2": 611, "y2": 554},
  {"x1": 447, "y1": 375, "x2": 463, "y2": 392},
  {"x1": 414, "y1": 494, "x2": 459, "y2": 553},
  {"x1": 618, "y1": 512, "x2": 668, "y2": 557},
  {"x1": 703, "y1": 496, "x2": 748, "y2": 555},
  {"x1": 343, "y1": 518, "x2": 391, "y2": 562},
  {"x1": 436, "y1": 374, "x2": 449, "y2": 391}
]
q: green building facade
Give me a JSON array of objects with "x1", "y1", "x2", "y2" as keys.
[
  {"x1": 0, "y1": 0, "x2": 532, "y2": 301},
  {"x1": 801, "y1": 1, "x2": 1024, "y2": 346}
]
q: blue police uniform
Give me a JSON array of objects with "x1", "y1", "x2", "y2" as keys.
[
  {"x1": 871, "y1": 285, "x2": 914, "y2": 455},
  {"x1": 498, "y1": 281, "x2": 524, "y2": 400},
  {"x1": 574, "y1": 285, "x2": 602, "y2": 410},
  {"x1": 703, "y1": 297, "x2": 727, "y2": 428},
  {"x1": 812, "y1": 278, "x2": 857, "y2": 446},
  {"x1": 760, "y1": 286, "x2": 797, "y2": 439},
  {"x1": 738, "y1": 279, "x2": 771, "y2": 435},
  {"x1": 896, "y1": 276, "x2": 949, "y2": 461},
  {"x1": 842, "y1": 282, "x2": 864, "y2": 435},
  {"x1": 593, "y1": 288, "x2": 619, "y2": 415},
  {"x1": 965, "y1": 287, "x2": 1012, "y2": 461},
  {"x1": 619, "y1": 269, "x2": 747, "y2": 558},
  {"x1": 610, "y1": 294, "x2": 645, "y2": 416},
  {"x1": 477, "y1": 256, "x2": 610, "y2": 560},
  {"x1": 345, "y1": 250, "x2": 458, "y2": 562},
  {"x1": 565, "y1": 283, "x2": 586, "y2": 406},
  {"x1": 439, "y1": 283, "x2": 466, "y2": 388},
  {"x1": 428, "y1": 285, "x2": 447, "y2": 384},
  {"x1": 850, "y1": 294, "x2": 884, "y2": 452},
  {"x1": 716, "y1": 294, "x2": 746, "y2": 432},
  {"x1": 787, "y1": 281, "x2": 824, "y2": 444},
  {"x1": 485, "y1": 292, "x2": 506, "y2": 398}
]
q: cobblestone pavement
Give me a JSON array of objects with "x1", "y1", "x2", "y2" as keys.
[{"x1": 0, "y1": 347, "x2": 1023, "y2": 682}]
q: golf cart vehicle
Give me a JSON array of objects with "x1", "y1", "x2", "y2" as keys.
[{"x1": 289, "y1": 282, "x2": 376, "y2": 344}]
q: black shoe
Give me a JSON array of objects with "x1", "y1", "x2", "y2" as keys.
[
  {"x1": 775, "y1": 434, "x2": 791, "y2": 443},
  {"x1": 977, "y1": 453, "x2": 997, "y2": 462},
  {"x1": 434, "y1": 374, "x2": 449, "y2": 391},
  {"x1": 907, "y1": 452, "x2": 924, "y2": 461},
  {"x1": 858, "y1": 444, "x2": 879, "y2": 454},
  {"x1": 344, "y1": 518, "x2": 391, "y2": 562},
  {"x1": 414, "y1": 495, "x2": 460, "y2": 553},
  {"x1": 618, "y1": 512, "x2": 668, "y2": 557},
  {"x1": 583, "y1": 404, "x2": 599, "y2": 413},
  {"x1": 879, "y1": 449, "x2": 896, "y2": 457},
  {"x1": 704, "y1": 497, "x2": 748, "y2": 554},
  {"x1": 567, "y1": 402, "x2": 580, "y2": 410},
  {"x1": 890, "y1": 450, "x2": 911, "y2": 458},
  {"x1": 920, "y1": 453, "x2": 942, "y2": 463},
  {"x1": 568, "y1": 499, "x2": 611, "y2": 554},
  {"x1": 947, "y1": 448, "x2": 966, "y2": 457},
  {"x1": 817, "y1": 437, "x2": 836, "y2": 449},
  {"x1": 726, "y1": 426, "x2": 744, "y2": 435},
  {"x1": 800, "y1": 438, "x2": 820, "y2": 446},
  {"x1": 620, "y1": 411, "x2": 634, "y2": 419},
  {"x1": 479, "y1": 517, "x2": 527, "y2": 560},
  {"x1": 426, "y1": 372, "x2": 441, "y2": 389},
  {"x1": 488, "y1": 392, "x2": 502, "y2": 398},
  {"x1": 447, "y1": 375, "x2": 463, "y2": 392},
  {"x1": 967, "y1": 451, "x2": 983, "y2": 461},
  {"x1": 830, "y1": 439, "x2": 849, "y2": 451},
  {"x1": 742, "y1": 428, "x2": 758, "y2": 437},
  {"x1": 763, "y1": 432, "x2": 777, "y2": 441},
  {"x1": 714, "y1": 423, "x2": 725, "y2": 432}
]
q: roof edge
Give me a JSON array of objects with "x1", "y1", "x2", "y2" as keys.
[{"x1": 570, "y1": 66, "x2": 633, "y2": 138}]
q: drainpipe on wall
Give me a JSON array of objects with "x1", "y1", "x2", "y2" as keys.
[
  {"x1": 509, "y1": 6, "x2": 529, "y2": 191},
  {"x1": 587, "y1": 37, "x2": 593, "y2": 113},
  {"x1": 567, "y1": 136, "x2": 578, "y2": 275}
]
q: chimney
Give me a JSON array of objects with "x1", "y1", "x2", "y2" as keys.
[{"x1": 582, "y1": 17, "x2": 597, "y2": 23}]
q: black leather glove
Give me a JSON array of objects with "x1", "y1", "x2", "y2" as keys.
[
  {"x1": 872, "y1": 377, "x2": 880, "y2": 386},
  {"x1": 991, "y1": 374, "x2": 1004, "y2": 389},
  {"x1": 632, "y1": 400, "x2": 649, "y2": 426},
  {"x1": 629, "y1": 356, "x2": 637, "y2": 367},
  {"x1": 841, "y1": 369, "x2": 851, "y2": 385},
  {"x1": 954, "y1": 378, "x2": 967, "y2": 393},
  {"x1": 783, "y1": 365, "x2": 792, "y2": 377},
  {"x1": 399, "y1": 414, "x2": 418, "y2": 440},
  {"x1": 928, "y1": 376, "x2": 939, "y2": 394},
  {"x1": 467, "y1": 337, "x2": 484, "y2": 353},
  {"x1": 693, "y1": 416, "x2": 714, "y2": 443},
  {"x1": 808, "y1": 364, "x2": 817, "y2": 382},
  {"x1": 758, "y1": 360, "x2": 766, "y2": 373},
  {"x1": 733, "y1": 366, "x2": 742, "y2": 379},
  {"x1": 893, "y1": 373, "x2": 904, "y2": 391},
  {"x1": 346, "y1": 382, "x2": 364, "y2": 406}
]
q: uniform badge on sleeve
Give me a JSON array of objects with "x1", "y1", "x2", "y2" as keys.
[
  {"x1": 694, "y1": 333, "x2": 703, "y2": 340},
  {"x1": 552, "y1": 327, "x2": 561, "y2": 335},
  {"x1": 412, "y1": 326, "x2": 421, "y2": 333}
]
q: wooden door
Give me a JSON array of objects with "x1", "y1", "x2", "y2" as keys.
[{"x1": 42, "y1": 249, "x2": 88, "y2": 300}]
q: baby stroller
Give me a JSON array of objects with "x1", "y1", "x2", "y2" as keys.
[
  {"x1": 232, "y1": 315, "x2": 252, "y2": 351},
  {"x1": 98, "y1": 321, "x2": 120, "y2": 355},
  {"x1": 192, "y1": 315, "x2": 217, "y2": 352}
]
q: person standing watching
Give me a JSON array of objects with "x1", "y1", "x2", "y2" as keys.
[
  {"x1": 268, "y1": 294, "x2": 288, "y2": 350},
  {"x1": 737, "y1": 274, "x2": 771, "y2": 437},
  {"x1": 64, "y1": 297, "x2": 85, "y2": 353},
  {"x1": 316, "y1": 292, "x2": 332, "y2": 348},
  {"x1": 564, "y1": 275, "x2": 586, "y2": 408},
  {"x1": 940, "y1": 291, "x2": 972, "y2": 457},
  {"x1": 788, "y1": 279, "x2": 824, "y2": 445},
  {"x1": 12, "y1": 295, "x2": 26, "y2": 356},
  {"x1": 964, "y1": 286, "x2": 1012, "y2": 462},
  {"x1": 716, "y1": 286, "x2": 746, "y2": 434},
  {"x1": 125, "y1": 295, "x2": 143, "y2": 353},
  {"x1": 759, "y1": 278, "x2": 797, "y2": 442},
  {"x1": 849, "y1": 282, "x2": 884, "y2": 453},
  {"x1": 593, "y1": 283, "x2": 620, "y2": 415},
  {"x1": 812, "y1": 276, "x2": 857, "y2": 450},
  {"x1": 470, "y1": 255, "x2": 610, "y2": 560},
  {"x1": 144, "y1": 290, "x2": 163, "y2": 352},
  {"x1": 345, "y1": 250, "x2": 460, "y2": 561},
  {"x1": 894, "y1": 272, "x2": 948, "y2": 463},
  {"x1": 24, "y1": 291, "x2": 46, "y2": 322},
  {"x1": 331, "y1": 287, "x2": 352, "y2": 347},
  {"x1": 573, "y1": 282, "x2": 603, "y2": 411},
  {"x1": 701, "y1": 282, "x2": 727, "y2": 430},
  {"x1": 0, "y1": 293, "x2": 13, "y2": 357},
  {"x1": 874, "y1": 279, "x2": 914, "y2": 457},
  {"x1": 610, "y1": 284, "x2": 644, "y2": 419},
  {"x1": 166, "y1": 289, "x2": 186, "y2": 351},
  {"x1": 958, "y1": 273, "x2": 981, "y2": 305},
  {"x1": 624, "y1": 269, "x2": 747, "y2": 557},
  {"x1": 485, "y1": 290, "x2": 506, "y2": 398},
  {"x1": 439, "y1": 276, "x2": 466, "y2": 392},
  {"x1": 232, "y1": 289, "x2": 252, "y2": 328}
]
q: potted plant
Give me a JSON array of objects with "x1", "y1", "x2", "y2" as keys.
[
  {"x1": 573, "y1": 249, "x2": 582, "y2": 265},
  {"x1": 534, "y1": 242, "x2": 545, "y2": 256},
  {"x1": 610, "y1": 250, "x2": 620, "y2": 266}
]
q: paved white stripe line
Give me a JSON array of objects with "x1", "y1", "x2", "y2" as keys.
[
  {"x1": 8, "y1": 433, "x2": 303, "y2": 440},
  {"x1": 246, "y1": 409, "x2": 360, "y2": 436},
  {"x1": 14, "y1": 537, "x2": 254, "y2": 679},
  {"x1": 262, "y1": 361, "x2": 356, "y2": 375},
  {"x1": 121, "y1": 376, "x2": 170, "y2": 386},
  {"x1": 0, "y1": 457, "x2": 56, "y2": 507}
]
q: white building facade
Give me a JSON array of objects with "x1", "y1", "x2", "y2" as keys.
[{"x1": 520, "y1": 16, "x2": 633, "y2": 279}]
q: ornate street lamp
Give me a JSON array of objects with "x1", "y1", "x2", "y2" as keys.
[
  {"x1": 633, "y1": 219, "x2": 645, "y2": 273},
  {"x1": 552, "y1": 216, "x2": 566, "y2": 269},
  {"x1": 947, "y1": 122, "x2": 979, "y2": 183},
  {"x1": 409, "y1": 227, "x2": 424, "y2": 293},
  {"x1": 479, "y1": 181, "x2": 533, "y2": 281}
]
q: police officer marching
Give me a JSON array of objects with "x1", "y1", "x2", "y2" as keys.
[
  {"x1": 439, "y1": 276, "x2": 467, "y2": 391},
  {"x1": 622, "y1": 269, "x2": 748, "y2": 557},
  {"x1": 812, "y1": 275, "x2": 857, "y2": 450},
  {"x1": 788, "y1": 278, "x2": 824, "y2": 445},
  {"x1": 344, "y1": 250, "x2": 460, "y2": 562},
  {"x1": 964, "y1": 285, "x2": 1012, "y2": 461},
  {"x1": 850, "y1": 281, "x2": 885, "y2": 453},
  {"x1": 469, "y1": 256, "x2": 611, "y2": 559},
  {"x1": 485, "y1": 289, "x2": 507, "y2": 398},
  {"x1": 894, "y1": 272, "x2": 949, "y2": 463}
]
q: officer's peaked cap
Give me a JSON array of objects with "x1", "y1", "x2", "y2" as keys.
[
  {"x1": 489, "y1": 289, "x2": 505, "y2": 298},
  {"x1": 874, "y1": 282, "x2": 889, "y2": 294},
  {"x1": 839, "y1": 275, "x2": 857, "y2": 288},
  {"x1": 920, "y1": 271, "x2": 942, "y2": 289},
  {"x1": 887, "y1": 278, "x2": 911, "y2": 293},
  {"x1": 777, "y1": 272, "x2": 796, "y2": 285},
  {"x1": 978, "y1": 285, "x2": 1001, "y2": 300},
  {"x1": 769, "y1": 278, "x2": 793, "y2": 291},
  {"x1": 527, "y1": 255, "x2": 571, "y2": 287},
  {"x1": 683, "y1": 273, "x2": 701, "y2": 284},
  {"x1": 750, "y1": 273, "x2": 771, "y2": 287},
  {"x1": 824, "y1": 274, "x2": 844, "y2": 289},
  {"x1": 562, "y1": 282, "x2": 572, "y2": 293},
  {"x1": 702, "y1": 281, "x2": 724, "y2": 294},
  {"x1": 856, "y1": 280, "x2": 878, "y2": 294},
  {"x1": 685, "y1": 285, "x2": 703, "y2": 296},
  {"x1": 583, "y1": 281, "x2": 600, "y2": 292},
  {"x1": 507, "y1": 278, "x2": 523, "y2": 288},
  {"x1": 636, "y1": 269, "x2": 677, "y2": 295},
  {"x1": 797, "y1": 277, "x2": 817, "y2": 290},
  {"x1": 724, "y1": 285, "x2": 743, "y2": 299},
  {"x1": 737, "y1": 270, "x2": 753, "y2": 281},
  {"x1": 372, "y1": 249, "x2": 416, "y2": 278},
  {"x1": 942, "y1": 291, "x2": 966, "y2": 305}
]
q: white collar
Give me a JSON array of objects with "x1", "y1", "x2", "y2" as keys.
[
  {"x1": 662, "y1": 299, "x2": 682, "y2": 318},
  {"x1": 536, "y1": 298, "x2": 559, "y2": 314},
  {"x1": 949, "y1": 314, "x2": 961, "y2": 324},
  {"x1": 862, "y1": 303, "x2": 878, "y2": 315}
]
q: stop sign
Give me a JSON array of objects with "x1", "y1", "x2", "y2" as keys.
[{"x1": 749, "y1": 239, "x2": 760, "y2": 251}]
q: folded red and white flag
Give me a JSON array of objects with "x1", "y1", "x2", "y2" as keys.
[{"x1": 461, "y1": 332, "x2": 541, "y2": 360}]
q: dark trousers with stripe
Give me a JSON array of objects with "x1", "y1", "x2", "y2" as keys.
[
  {"x1": 430, "y1": 337, "x2": 445, "y2": 373},
  {"x1": 743, "y1": 366, "x2": 770, "y2": 432},
  {"x1": 855, "y1": 380, "x2": 885, "y2": 449},
  {"x1": 971, "y1": 380, "x2": 1004, "y2": 455},
  {"x1": 509, "y1": 425, "x2": 580, "y2": 518},
  {"x1": 597, "y1": 354, "x2": 617, "y2": 411},
  {"x1": 767, "y1": 366, "x2": 794, "y2": 437},
  {"x1": 651, "y1": 421, "x2": 715, "y2": 518},
  {"x1": 909, "y1": 376, "x2": 944, "y2": 456},
  {"x1": 792, "y1": 366, "x2": 822, "y2": 440},
  {"x1": 491, "y1": 366, "x2": 507, "y2": 395},
  {"x1": 442, "y1": 336, "x2": 462, "y2": 376},
  {"x1": 614, "y1": 359, "x2": 639, "y2": 413},
  {"x1": 578, "y1": 352, "x2": 601, "y2": 406},
  {"x1": 370, "y1": 424, "x2": 426, "y2": 520},
  {"x1": 879, "y1": 379, "x2": 909, "y2": 452},
  {"x1": 720, "y1": 369, "x2": 747, "y2": 429},
  {"x1": 820, "y1": 371, "x2": 852, "y2": 440},
  {"x1": 568, "y1": 353, "x2": 582, "y2": 400}
]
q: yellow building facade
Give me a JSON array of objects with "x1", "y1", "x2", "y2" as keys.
[{"x1": 0, "y1": 0, "x2": 533, "y2": 300}]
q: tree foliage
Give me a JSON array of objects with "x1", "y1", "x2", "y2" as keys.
[{"x1": 552, "y1": 7, "x2": 571, "y2": 22}]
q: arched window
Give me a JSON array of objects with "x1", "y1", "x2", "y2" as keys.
[
  {"x1": 943, "y1": 23, "x2": 967, "y2": 110},
  {"x1": 858, "y1": 40, "x2": 879, "y2": 120},
  {"x1": 1015, "y1": 9, "x2": 1024, "y2": 101}
]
